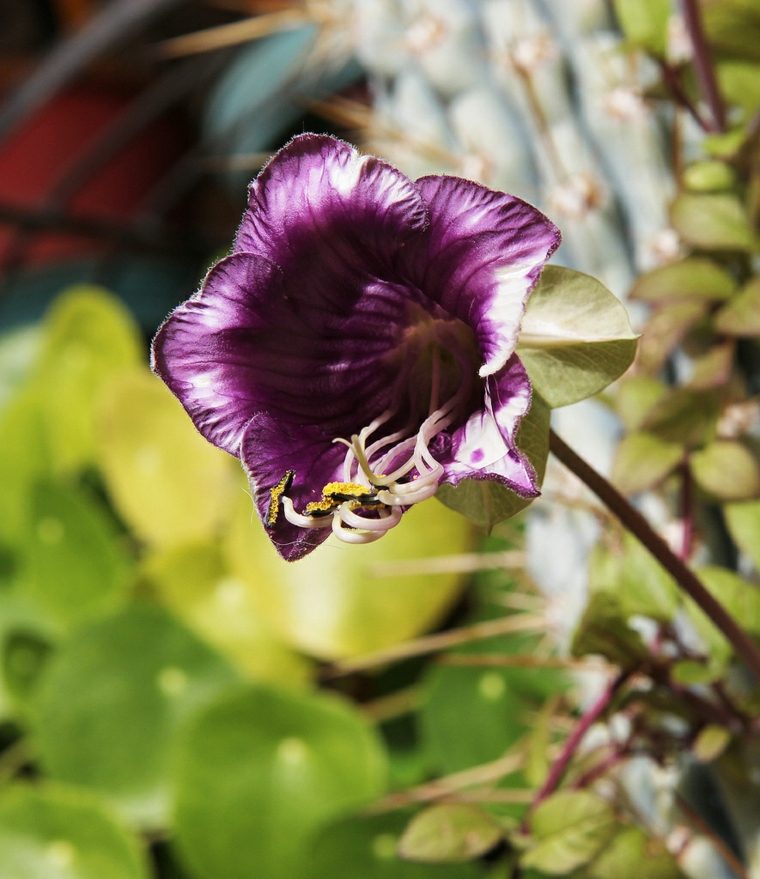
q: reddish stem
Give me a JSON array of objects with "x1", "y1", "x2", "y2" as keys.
[{"x1": 680, "y1": 0, "x2": 727, "y2": 132}]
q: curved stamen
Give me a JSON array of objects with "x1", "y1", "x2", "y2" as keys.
[{"x1": 339, "y1": 503, "x2": 402, "y2": 531}]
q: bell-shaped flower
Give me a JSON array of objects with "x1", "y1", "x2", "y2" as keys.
[{"x1": 152, "y1": 134, "x2": 560, "y2": 560}]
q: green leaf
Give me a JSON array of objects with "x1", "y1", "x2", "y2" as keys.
[
  {"x1": 670, "y1": 193, "x2": 757, "y2": 252},
  {"x1": 518, "y1": 267, "x2": 637, "y2": 408},
  {"x1": 586, "y1": 827, "x2": 684, "y2": 878},
  {"x1": 613, "y1": 0, "x2": 670, "y2": 55},
  {"x1": 0, "y1": 783, "x2": 149, "y2": 879},
  {"x1": 32, "y1": 604, "x2": 239, "y2": 828},
  {"x1": 724, "y1": 500, "x2": 760, "y2": 569},
  {"x1": 702, "y1": 0, "x2": 760, "y2": 62},
  {"x1": 693, "y1": 724, "x2": 732, "y2": 763},
  {"x1": 683, "y1": 160, "x2": 738, "y2": 192},
  {"x1": 714, "y1": 277, "x2": 760, "y2": 336},
  {"x1": 399, "y1": 804, "x2": 504, "y2": 864},
  {"x1": 17, "y1": 482, "x2": 131, "y2": 634},
  {"x1": 33, "y1": 286, "x2": 142, "y2": 474},
  {"x1": 671, "y1": 659, "x2": 720, "y2": 686},
  {"x1": 521, "y1": 791, "x2": 617, "y2": 874},
  {"x1": 692, "y1": 440, "x2": 760, "y2": 500},
  {"x1": 612, "y1": 432, "x2": 683, "y2": 494},
  {"x1": 612, "y1": 376, "x2": 669, "y2": 431},
  {"x1": 437, "y1": 394, "x2": 550, "y2": 529},
  {"x1": 636, "y1": 301, "x2": 707, "y2": 374},
  {"x1": 688, "y1": 341, "x2": 734, "y2": 390},
  {"x1": 571, "y1": 592, "x2": 649, "y2": 667},
  {"x1": 717, "y1": 61, "x2": 760, "y2": 116},
  {"x1": 630, "y1": 258, "x2": 736, "y2": 304},
  {"x1": 95, "y1": 369, "x2": 238, "y2": 548},
  {"x1": 226, "y1": 484, "x2": 471, "y2": 660},
  {"x1": 641, "y1": 388, "x2": 720, "y2": 448},
  {"x1": 310, "y1": 812, "x2": 484, "y2": 879},
  {"x1": 142, "y1": 541, "x2": 311, "y2": 686},
  {"x1": 686, "y1": 566, "x2": 760, "y2": 665},
  {"x1": 172, "y1": 683, "x2": 387, "y2": 879}
]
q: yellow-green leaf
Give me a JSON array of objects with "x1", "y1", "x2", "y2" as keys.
[
  {"x1": 399, "y1": 804, "x2": 504, "y2": 864},
  {"x1": 715, "y1": 277, "x2": 760, "y2": 336},
  {"x1": 612, "y1": 432, "x2": 683, "y2": 495}
]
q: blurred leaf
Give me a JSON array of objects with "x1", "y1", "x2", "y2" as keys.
[
  {"x1": 714, "y1": 277, "x2": 760, "y2": 336},
  {"x1": 226, "y1": 490, "x2": 470, "y2": 660},
  {"x1": 518, "y1": 267, "x2": 637, "y2": 409},
  {"x1": 172, "y1": 683, "x2": 387, "y2": 879},
  {"x1": 0, "y1": 325, "x2": 40, "y2": 410},
  {"x1": 586, "y1": 827, "x2": 684, "y2": 878},
  {"x1": 0, "y1": 784, "x2": 150, "y2": 879},
  {"x1": 683, "y1": 160, "x2": 738, "y2": 192},
  {"x1": 2, "y1": 629, "x2": 54, "y2": 709},
  {"x1": 34, "y1": 286, "x2": 143, "y2": 474},
  {"x1": 688, "y1": 341, "x2": 734, "y2": 389},
  {"x1": 670, "y1": 193, "x2": 756, "y2": 251},
  {"x1": 636, "y1": 301, "x2": 707, "y2": 374},
  {"x1": 612, "y1": 432, "x2": 683, "y2": 494},
  {"x1": 613, "y1": 0, "x2": 670, "y2": 55},
  {"x1": 686, "y1": 566, "x2": 760, "y2": 665},
  {"x1": 692, "y1": 440, "x2": 760, "y2": 500},
  {"x1": 693, "y1": 724, "x2": 732, "y2": 763},
  {"x1": 590, "y1": 534, "x2": 679, "y2": 622},
  {"x1": 437, "y1": 394, "x2": 550, "y2": 528},
  {"x1": 703, "y1": 127, "x2": 748, "y2": 159},
  {"x1": 96, "y1": 369, "x2": 237, "y2": 548},
  {"x1": 521, "y1": 791, "x2": 617, "y2": 874},
  {"x1": 724, "y1": 500, "x2": 760, "y2": 569},
  {"x1": 717, "y1": 61, "x2": 760, "y2": 116},
  {"x1": 143, "y1": 541, "x2": 311, "y2": 686},
  {"x1": 420, "y1": 664, "x2": 527, "y2": 774},
  {"x1": 32, "y1": 604, "x2": 239, "y2": 828},
  {"x1": 612, "y1": 376, "x2": 669, "y2": 431},
  {"x1": 641, "y1": 388, "x2": 720, "y2": 447},
  {"x1": 630, "y1": 258, "x2": 736, "y2": 304},
  {"x1": 571, "y1": 592, "x2": 648, "y2": 667},
  {"x1": 399, "y1": 804, "x2": 503, "y2": 863},
  {"x1": 702, "y1": 0, "x2": 760, "y2": 61},
  {"x1": 17, "y1": 482, "x2": 131, "y2": 633},
  {"x1": 671, "y1": 659, "x2": 720, "y2": 685},
  {"x1": 310, "y1": 812, "x2": 484, "y2": 879}
]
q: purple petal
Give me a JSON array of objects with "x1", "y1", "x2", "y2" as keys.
[
  {"x1": 151, "y1": 253, "x2": 281, "y2": 455},
  {"x1": 410, "y1": 176, "x2": 560, "y2": 378},
  {"x1": 442, "y1": 354, "x2": 538, "y2": 497},
  {"x1": 241, "y1": 413, "x2": 347, "y2": 561},
  {"x1": 235, "y1": 133, "x2": 428, "y2": 265}
]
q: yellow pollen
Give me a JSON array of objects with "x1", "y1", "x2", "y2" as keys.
[
  {"x1": 303, "y1": 498, "x2": 337, "y2": 517},
  {"x1": 322, "y1": 481, "x2": 375, "y2": 501},
  {"x1": 267, "y1": 470, "x2": 294, "y2": 527}
]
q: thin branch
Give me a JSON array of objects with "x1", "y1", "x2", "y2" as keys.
[
  {"x1": 549, "y1": 430, "x2": 760, "y2": 685},
  {"x1": 658, "y1": 60, "x2": 713, "y2": 133},
  {"x1": 680, "y1": 0, "x2": 727, "y2": 133},
  {"x1": 320, "y1": 614, "x2": 545, "y2": 679},
  {"x1": 439, "y1": 653, "x2": 608, "y2": 672},
  {"x1": 675, "y1": 793, "x2": 750, "y2": 879}
]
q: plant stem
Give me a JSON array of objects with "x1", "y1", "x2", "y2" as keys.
[
  {"x1": 531, "y1": 670, "x2": 629, "y2": 809},
  {"x1": 549, "y1": 430, "x2": 760, "y2": 684},
  {"x1": 680, "y1": 0, "x2": 727, "y2": 133}
]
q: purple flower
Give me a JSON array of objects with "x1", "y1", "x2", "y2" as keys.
[{"x1": 152, "y1": 134, "x2": 560, "y2": 561}]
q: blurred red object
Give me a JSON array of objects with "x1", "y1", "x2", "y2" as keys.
[{"x1": 0, "y1": 84, "x2": 186, "y2": 267}]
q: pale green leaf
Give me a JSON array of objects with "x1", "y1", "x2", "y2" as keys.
[
  {"x1": 172, "y1": 684, "x2": 387, "y2": 879},
  {"x1": 398, "y1": 804, "x2": 504, "y2": 863},
  {"x1": 518, "y1": 267, "x2": 637, "y2": 408},
  {"x1": 702, "y1": 0, "x2": 760, "y2": 62},
  {"x1": 95, "y1": 369, "x2": 238, "y2": 548},
  {"x1": 587, "y1": 827, "x2": 684, "y2": 879},
  {"x1": 612, "y1": 376, "x2": 669, "y2": 431},
  {"x1": 692, "y1": 440, "x2": 760, "y2": 500},
  {"x1": 641, "y1": 388, "x2": 720, "y2": 448},
  {"x1": 142, "y1": 541, "x2": 311, "y2": 686},
  {"x1": 437, "y1": 394, "x2": 550, "y2": 529},
  {"x1": 0, "y1": 784, "x2": 149, "y2": 879},
  {"x1": 32, "y1": 605, "x2": 239, "y2": 827},
  {"x1": 717, "y1": 61, "x2": 760, "y2": 116},
  {"x1": 670, "y1": 193, "x2": 757, "y2": 252},
  {"x1": 521, "y1": 791, "x2": 617, "y2": 874},
  {"x1": 714, "y1": 277, "x2": 760, "y2": 336},
  {"x1": 693, "y1": 724, "x2": 732, "y2": 763},
  {"x1": 688, "y1": 342, "x2": 734, "y2": 390},
  {"x1": 226, "y1": 484, "x2": 471, "y2": 660},
  {"x1": 683, "y1": 160, "x2": 737, "y2": 192},
  {"x1": 630, "y1": 258, "x2": 736, "y2": 304},
  {"x1": 613, "y1": 0, "x2": 670, "y2": 55},
  {"x1": 636, "y1": 301, "x2": 707, "y2": 375},
  {"x1": 33, "y1": 286, "x2": 143, "y2": 474},
  {"x1": 571, "y1": 592, "x2": 649, "y2": 667},
  {"x1": 612, "y1": 432, "x2": 683, "y2": 495},
  {"x1": 725, "y1": 500, "x2": 760, "y2": 570}
]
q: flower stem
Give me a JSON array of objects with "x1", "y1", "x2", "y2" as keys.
[
  {"x1": 549, "y1": 429, "x2": 760, "y2": 684},
  {"x1": 531, "y1": 670, "x2": 629, "y2": 809},
  {"x1": 680, "y1": 0, "x2": 727, "y2": 133}
]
